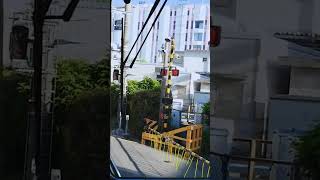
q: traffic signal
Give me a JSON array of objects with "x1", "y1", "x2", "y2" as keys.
[
  {"x1": 172, "y1": 68, "x2": 179, "y2": 76},
  {"x1": 210, "y1": 25, "x2": 221, "y2": 47},
  {"x1": 113, "y1": 69, "x2": 120, "y2": 80},
  {"x1": 9, "y1": 25, "x2": 29, "y2": 60}
]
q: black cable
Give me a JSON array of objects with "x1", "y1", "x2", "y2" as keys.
[
  {"x1": 123, "y1": 0, "x2": 160, "y2": 66},
  {"x1": 129, "y1": 0, "x2": 168, "y2": 68}
]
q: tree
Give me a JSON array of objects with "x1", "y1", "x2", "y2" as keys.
[
  {"x1": 294, "y1": 122, "x2": 320, "y2": 179},
  {"x1": 202, "y1": 102, "x2": 210, "y2": 126}
]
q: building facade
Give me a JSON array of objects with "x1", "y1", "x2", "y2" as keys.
[{"x1": 111, "y1": 1, "x2": 210, "y2": 64}]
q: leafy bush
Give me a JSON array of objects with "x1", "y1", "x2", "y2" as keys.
[
  {"x1": 294, "y1": 123, "x2": 320, "y2": 179},
  {"x1": 0, "y1": 70, "x2": 30, "y2": 179}
]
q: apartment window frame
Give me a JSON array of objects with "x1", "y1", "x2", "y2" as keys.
[
  {"x1": 170, "y1": 11, "x2": 172, "y2": 16},
  {"x1": 186, "y1": 21, "x2": 189, "y2": 29},
  {"x1": 187, "y1": 10, "x2": 190, "y2": 16},
  {"x1": 189, "y1": 45, "x2": 192, "y2": 50},
  {"x1": 191, "y1": 20, "x2": 193, "y2": 29},
  {"x1": 174, "y1": 11, "x2": 176, "y2": 16},
  {"x1": 193, "y1": 45, "x2": 202, "y2": 50},
  {"x1": 185, "y1": 33, "x2": 188, "y2": 41},
  {"x1": 195, "y1": 20, "x2": 204, "y2": 29},
  {"x1": 194, "y1": 33, "x2": 203, "y2": 41}
]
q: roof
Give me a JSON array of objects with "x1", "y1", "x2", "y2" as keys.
[
  {"x1": 270, "y1": 56, "x2": 320, "y2": 68},
  {"x1": 274, "y1": 32, "x2": 320, "y2": 51}
]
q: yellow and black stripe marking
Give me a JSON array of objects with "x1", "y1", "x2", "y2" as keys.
[
  {"x1": 144, "y1": 118, "x2": 158, "y2": 130},
  {"x1": 162, "y1": 38, "x2": 175, "y2": 131}
]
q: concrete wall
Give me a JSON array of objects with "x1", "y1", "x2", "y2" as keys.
[
  {"x1": 268, "y1": 97, "x2": 320, "y2": 140},
  {"x1": 289, "y1": 67, "x2": 320, "y2": 97}
]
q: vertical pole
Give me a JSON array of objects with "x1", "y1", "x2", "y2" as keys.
[
  {"x1": 120, "y1": 17, "x2": 124, "y2": 132},
  {"x1": 0, "y1": 0, "x2": 3, "y2": 78},
  {"x1": 248, "y1": 139, "x2": 256, "y2": 180},
  {"x1": 122, "y1": 3, "x2": 131, "y2": 131},
  {"x1": 33, "y1": 0, "x2": 45, "y2": 179},
  {"x1": 159, "y1": 42, "x2": 168, "y2": 128},
  {"x1": 162, "y1": 37, "x2": 175, "y2": 132}
]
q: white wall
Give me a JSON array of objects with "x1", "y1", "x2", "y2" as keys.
[{"x1": 212, "y1": 0, "x2": 320, "y2": 103}]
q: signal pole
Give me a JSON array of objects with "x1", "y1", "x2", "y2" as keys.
[
  {"x1": 0, "y1": 0, "x2": 2, "y2": 78},
  {"x1": 120, "y1": 2, "x2": 131, "y2": 132}
]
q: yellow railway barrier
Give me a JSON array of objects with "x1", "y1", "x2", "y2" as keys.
[{"x1": 143, "y1": 127, "x2": 212, "y2": 178}]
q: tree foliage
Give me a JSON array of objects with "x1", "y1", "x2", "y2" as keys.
[
  {"x1": 202, "y1": 102, "x2": 210, "y2": 126},
  {"x1": 294, "y1": 123, "x2": 320, "y2": 179},
  {"x1": 0, "y1": 70, "x2": 30, "y2": 179},
  {"x1": 127, "y1": 77, "x2": 160, "y2": 95}
]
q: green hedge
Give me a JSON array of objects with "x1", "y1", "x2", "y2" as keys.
[{"x1": 0, "y1": 71, "x2": 30, "y2": 179}]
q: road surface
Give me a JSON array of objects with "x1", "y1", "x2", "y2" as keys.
[{"x1": 110, "y1": 136, "x2": 210, "y2": 178}]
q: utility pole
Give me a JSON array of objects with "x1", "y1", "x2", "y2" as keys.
[
  {"x1": 159, "y1": 39, "x2": 170, "y2": 128},
  {"x1": 0, "y1": 0, "x2": 3, "y2": 78},
  {"x1": 120, "y1": 2, "x2": 131, "y2": 132},
  {"x1": 24, "y1": 1, "x2": 80, "y2": 179}
]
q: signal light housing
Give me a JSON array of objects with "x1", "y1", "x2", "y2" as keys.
[
  {"x1": 9, "y1": 25, "x2": 29, "y2": 60},
  {"x1": 209, "y1": 25, "x2": 221, "y2": 47},
  {"x1": 113, "y1": 69, "x2": 120, "y2": 80},
  {"x1": 160, "y1": 69, "x2": 167, "y2": 76},
  {"x1": 172, "y1": 68, "x2": 179, "y2": 76}
]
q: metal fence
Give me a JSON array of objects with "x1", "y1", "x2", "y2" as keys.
[{"x1": 209, "y1": 151, "x2": 312, "y2": 180}]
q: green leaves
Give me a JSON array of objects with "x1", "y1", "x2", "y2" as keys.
[
  {"x1": 294, "y1": 122, "x2": 320, "y2": 179},
  {"x1": 127, "y1": 77, "x2": 161, "y2": 95},
  {"x1": 55, "y1": 58, "x2": 110, "y2": 113},
  {"x1": 201, "y1": 102, "x2": 210, "y2": 126}
]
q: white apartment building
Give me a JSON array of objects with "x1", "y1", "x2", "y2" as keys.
[{"x1": 111, "y1": 1, "x2": 210, "y2": 64}]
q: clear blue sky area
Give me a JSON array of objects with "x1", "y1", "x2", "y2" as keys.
[{"x1": 112, "y1": 0, "x2": 209, "y2": 7}]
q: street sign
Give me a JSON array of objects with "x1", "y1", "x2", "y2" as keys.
[{"x1": 114, "y1": 20, "x2": 122, "y2": 30}]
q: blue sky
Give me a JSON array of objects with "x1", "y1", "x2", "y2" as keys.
[{"x1": 112, "y1": 0, "x2": 209, "y2": 7}]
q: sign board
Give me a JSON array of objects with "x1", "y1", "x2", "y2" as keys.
[{"x1": 114, "y1": 20, "x2": 122, "y2": 30}]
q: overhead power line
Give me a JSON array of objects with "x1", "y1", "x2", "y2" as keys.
[
  {"x1": 123, "y1": 0, "x2": 161, "y2": 66},
  {"x1": 130, "y1": 0, "x2": 168, "y2": 68}
]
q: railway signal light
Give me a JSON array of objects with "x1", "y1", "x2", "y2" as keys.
[
  {"x1": 172, "y1": 68, "x2": 179, "y2": 76},
  {"x1": 9, "y1": 25, "x2": 29, "y2": 60},
  {"x1": 113, "y1": 69, "x2": 120, "y2": 80},
  {"x1": 160, "y1": 68, "x2": 167, "y2": 76},
  {"x1": 209, "y1": 25, "x2": 221, "y2": 47}
]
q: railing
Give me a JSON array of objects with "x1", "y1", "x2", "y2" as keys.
[{"x1": 110, "y1": 157, "x2": 121, "y2": 178}]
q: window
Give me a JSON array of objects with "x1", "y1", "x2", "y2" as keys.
[
  {"x1": 191, "y1": 20, "x2": 193, "y2": 29},
  {"x1": 173, "y1": 33, "x2": 175, "y2": 38},
  {"x1": 174, "y1": 11, "x2": 176, "y2": 16},
  {"x1": 187, "y1": 10, "x2": 190, "y2": 15},
  {"x1": 189, "y1": 45, "x2": 191, "y2": 49},
  {"x1": 138, "y1": 22, "x2": 140, "y2": 30},
  {"x1": 204, "y1": 32, "x2": 206, "y2": 40},
  {"x1": 186, "y1": 21, "x2": 188, "y2": 29},
  {"x1": 157, "y1": 21, "x2": 159, "y2": 29},
  {"x1": 185, "y1": 45, "x2": 187, "y2": 50},
  {"x1": 205, "y1": 20, "x2": 207, "y2": 26},
  {"x1": 185, "y1": 33, "x2": 188, "y2": 41},
  {"x1": 193, "y1": 45, "x2": 202, "y2": 50},
  {"x1": 203, "y1": 58, "x2": 208, "y2": 62},
  {"x1": 156, "y1": 35, "x2": 158, "y2": 41},
  {"x1": 194, "y1": 33, "x2": 203, "y2": 41},
  {"x1": 170, "y1": 11, "x2": 172, "y2": 16},
  {"x1": 203, "y1": 45, "x2": 206, "y2": 50},
  {"x1": 173, "y1": 21, "x2": 176, "y2": 30},
  {"x1": 195, "y1": 20, "x2": 204, "y2": 28}
]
